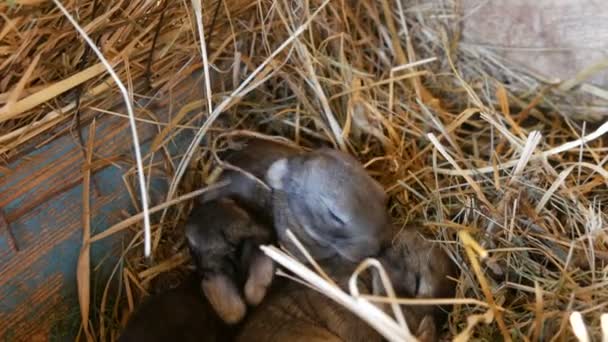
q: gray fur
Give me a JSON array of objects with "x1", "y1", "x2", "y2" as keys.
[{"x1": 267, "y1": 148, "x2": 390, "y2": 262}]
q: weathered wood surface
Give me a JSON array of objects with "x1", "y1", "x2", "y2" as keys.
[
  {"x1": 0, "y1": 116, "x2": 148, "y2": 341},
  {"x1": 0, "y1": 75, "x2": 203, "y2": 340},
  {"x1": 461, "y1": 0, "x2": 608, "y2": 87}
]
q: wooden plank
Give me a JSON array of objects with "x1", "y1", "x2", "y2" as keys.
[
  {"x1": 0, "y1": 113, "x2": 157, "y2": 340},
  {"x1": 461, "y1": 0, "x2": 608, "y2": 87},
  {"x1": 0, "y1": 74, "x2": 204, "y2": 340}
]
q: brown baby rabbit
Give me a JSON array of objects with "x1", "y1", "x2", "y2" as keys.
[
  {"x1": 375, "y1": 228, "x2": 460, "y2": 341},
  {"x1": 235, "y1": 253, "x2": 448, "y2": 342},
  {"x1": 235, "y1": 259, "x2": 383, "y2": 342},
  {"x1": 236, "y1": 227, "x2": 458, "y2": 342},
  {"x1": 118, "y1": 275, "x2": 231, "y2": 342},
  {"x1": 185, "y1": 198, "x2": 275, "y2": 324}
]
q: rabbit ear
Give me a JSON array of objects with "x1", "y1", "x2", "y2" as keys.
[
  {"x1": 244, "y1": 252, "x2": 275, "y2": 306},
  {"x1": 266, "y1": 158, "x2": 289, "y2": 190},
  {"x1": 201, "y1": 275, "x2": 246, "y2": 324}
]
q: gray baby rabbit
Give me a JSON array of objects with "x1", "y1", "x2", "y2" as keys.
[
  {"x1": 118, "y1": 275, "x2": 231, "y2": 342},
  {"x1": 199, "y1": 138, "x2": 300, "y2": 224},
  {"x1": 200, "y1": 138, "x2": 391, "y2": 264},
  {"x1": 267, "y1": 148, "x2": 390, "y2": 262},
  {"x1": 185, "y1": 198, "x2": 275, "y2": 324}
]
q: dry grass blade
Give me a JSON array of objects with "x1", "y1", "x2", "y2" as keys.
[
  {"x1": 261, "y1": 243, "x2": 416, "y2": 342},
  {"x1": 150, "y1": 99, "x2": 204, "y2": 151},
  {"x1": 348, "y1": 259, "x2": 409, "y2": 333},
  {"x1": 602, "y1": 314, "x2": 608, "y2": 342},
  {"x1": 138, "y1": 252, "x2": 189, "y2": 284},
  {"x1": 356, "y1": 295, "x2": 491, "y2": 308},
  {"x1": 436, "y1": 119, "x2": 608, "y2": 176},
  {"x1": 90, "y1": 181, "x2": 228, "y2": 243},
  {"x1": 532, "y1": 281, "x2": 544, "y2": 341},
  {"x1": 0, "y1": 63, "x2": 106, "y2": 124},
  {"x1": 508, "y1": 130, "x2": 542, "y2": 185},
  {"x1": 570, "y1": 312, "x2": 590, "y2": 342},
  {"x1": 459, "y1": 230, "x2": 510, "y2": 341},
  {"x1": 544, "y1": 120, "x2": 608, "y2": 156},
  {"x1": 51, "y1": 0, "x2": 152, "y2": 258},
  {"x1": 535, "y1": 166, "x2": 575, "y2": 213},
  {"x1": 0, "y1": 53, "x2": 40, "y2": 116},
  {"x1": 559, "y1": 58, "x2": 608, "y2": 91},
  {"x1": 295, "y1": 39, "x2": 346, "y2": 150},
  {"x1": 284, "y1": 230, "x2": 337, "y2": 287},
  {"x1": 77, "y1": 119, "x2": 96, "y2": 342},
  {"x1": 453, "y1": 310, "x2": 494, "y2": 342},
  {"x1": 190, "y1": 0, "x2": 214, "y2": 118},
  {"x1": 427, "y1": 133, "x2": 492, "y2": 209}
]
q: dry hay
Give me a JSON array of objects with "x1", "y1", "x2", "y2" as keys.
[{"x1": 2, "y1": 0, "x2": 608, "y2": 341}]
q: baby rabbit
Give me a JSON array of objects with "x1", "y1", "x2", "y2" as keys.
[
  {"x1": 236, "y1": 228, "x2": 458, "y2": 342},
  {"x1": 199, "y1": 138, "x2": 300, "y2": 225},
  {"x1": 375, "y1": 228, "x2": 459, "y2": 341},
  {"x1": 202, "y1": 137, "x2": 390, "y2": 263},
  {"x1": 185, "y1": 198, "x2": 275, "y2": 324},
  {"x1": 267, "y1": 148, "x2": 390, "y2": 262},
  {"x1": 118, "y1": 275, "x2": 231, "y2": 342},
  {"x1": 235, "y1": 259, "x2": 383, "y2": 342},
  {"x1": 235, "y1": 254, "x2": 447, "y2": 342}
]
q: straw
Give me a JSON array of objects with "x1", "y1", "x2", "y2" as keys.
[{"x1": 51, "y1": 0, "x2": 152, "y2": 258}]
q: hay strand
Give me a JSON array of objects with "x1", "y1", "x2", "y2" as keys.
[
  {"x1": 51, "y1": 0, "x2": 153, "y2": 258},
  {"x1": 261, "y1": 241, "x2": 416, "y2": 342},
  {"x1": 76, "y1": 118, "x2": 95, "y2": 342}
]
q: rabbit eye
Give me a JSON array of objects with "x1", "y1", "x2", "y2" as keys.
[
  {"x1": 414, "y1": 272, "x2": 421, "y2": 295},
  {"x1": 328, "y1": 209, "x2": 345, "y2": 225}
]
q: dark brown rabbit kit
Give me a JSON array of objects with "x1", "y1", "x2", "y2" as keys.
[
  {"x1": 118, "y1": 275, "x2": 233, "y2": 342},
  {"x1": 234, "y1": 254, "x2": 454, "y2": 342},
  {"x1": 235, "y1": 259, "x2": 384, "y2": 342},
  {"x1": 185, "y1": 197, "x2": 276, "y2": 324},
  {"x1": 375, "y1": 228, "x2": 460, "y2": 340}
]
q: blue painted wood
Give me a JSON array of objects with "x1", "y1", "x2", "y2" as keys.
[
  {"x1": 0, "y1": 116, "x2": 139, "y2": 340},
  {"x1": 0, "y1": 91, "x2": 201, "y2": 340}
]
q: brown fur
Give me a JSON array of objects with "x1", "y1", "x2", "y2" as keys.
[
  {"x1": 237, "y1": 249, "x2": 454, "y2": 342},
  {"x1": 236, "y1": 260, "x2": 382, "y2": 342},
  {"x1": 374, "y1": 228, "x2": 460, "y2": 341},
  {"x1": 118, "y1": 276, "x2": 231, "y2": 342},
  {"x1": 185, "y1": 198, "x2": 274, "y2": 324}
]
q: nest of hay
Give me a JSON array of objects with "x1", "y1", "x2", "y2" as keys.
[{"x1": 2, "y1": 0, "x2": 608, "y2": 340}]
